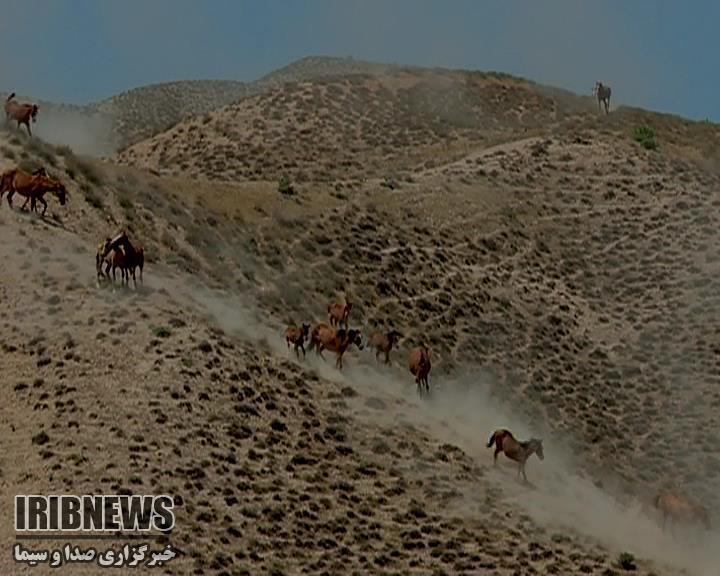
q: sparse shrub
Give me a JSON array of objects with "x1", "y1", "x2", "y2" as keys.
[
  {"x1": 65, "y1": 154, "x2": 103, "y2": 185},
  {"x1": 277, "y1": 176, "x2": 295, "y2": 196},
  {"x1": 32, "y1": 431, "x2": 50, "y2": 445},
  {"x1": 18, "y1": 159, "x2": 43, "y2": 174},
  {"x1": 616, "y1": 552, "x2": 636, "y2": 571},
  {"x1": 151, "y1": 326, "x2": 171, "y2": 338},
  {"x1": 632, "y1": 126, "x2": 657, "y2": 150},
  {"x1": 1, "y1": 146, "x2": 15, "y2": 160}
]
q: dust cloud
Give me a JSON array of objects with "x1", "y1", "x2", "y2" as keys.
[{"x1": 29, "y1": 107, "x2": 116, "y2": 157}]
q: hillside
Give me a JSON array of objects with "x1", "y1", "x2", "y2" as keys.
[
  {"x1": 2, "y1": 59, "x2": 720, "y2": 576},
  {"x1": 115, "y1": 67, "x2": 598, "y2": 182}
]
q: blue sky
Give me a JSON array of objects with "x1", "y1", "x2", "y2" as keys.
[{"x1": 0, "y1": 0, "x2": 715, "y2": 121}]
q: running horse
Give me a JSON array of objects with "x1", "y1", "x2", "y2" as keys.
[
  {"x1": 487, "y1": 428, "x2": 544, "y2": 483},
  {"x1": 308, "y1": 322, "x2": 364, "y2": 370},
  {"x1": 5, "y1": 93, "x2": 39, "y2": 136},
  {"x1": 654, "y1": 490, "x2": 711, "y2": 533},
  {"x1": 0, "y1": 167, "x2": 66, "y2": 215}
]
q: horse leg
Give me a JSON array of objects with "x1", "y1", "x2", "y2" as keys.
[
  {"x1": 20, "y1": 196, "x2": 29, "y2": 211},
  {"x1": 40, "y1": 196, "x2": 47, "y2": 216},
  {"x1": 25, "y1": 120, "x2": 31, "y2": 137},
  {"x1": 300, "y1": 342, "x2": 306, "y2": 359},
  {"x1": 7, "y1": 189, "x2": 14, "y2": 209},
  {"x1": 385, "y1": 350, "x2": 390, "y2": 365},
  {"x1": 493, "y1": 447, "x2": 501, "y2": 465}
]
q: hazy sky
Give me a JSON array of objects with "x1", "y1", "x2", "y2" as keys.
[{"x1": 0, "y1": 0, "x2": 715, "y2": 120}]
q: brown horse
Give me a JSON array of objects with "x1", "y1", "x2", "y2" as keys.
[
  {"x1": 487, "y1": 428, "x2": 544, "y2": 483},
  {"x1": 5, "y1": 93, "x2": 39, "y2": 136},
  {"x1": 0, "y1": 167, "x2": 66, "y2": 215},
  {"x1": 367, "y1": 329, "x2": 403, "y2": 365},
  {"x1": 106, "y1": 230, "x2": 144, "y2": 287},
  {"x1": 408, "y1": 346, "x2": 431, "y2": 395},
  {"x1": 308, "y1": 322, "x2": 364, "y2": 370},
  {"x1": 654, "y1": 490, "x2": 711, "y2": 532},
  {"x1": 285, "y1": 323, "x2": 311, "y2": 359},
  {"x1": 328, "y1": 300, "x2": 353, "y2": 330}
]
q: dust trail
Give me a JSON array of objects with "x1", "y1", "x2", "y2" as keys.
[
  {"x1": 30, "y1": 107, "x2": 115, "y2": 157},
  {"x1": 156, "y1": 277, "x2": 720, "y2": 576}
]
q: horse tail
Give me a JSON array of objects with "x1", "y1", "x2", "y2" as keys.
[
  {"x1": 6, "y1": 92, "x2": 15, "y2": 102},
  {"x1": 486, "y1": 430, "x2": 497, "y2": 448}
]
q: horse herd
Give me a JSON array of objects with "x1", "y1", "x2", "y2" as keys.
[
  {"x1": 284, "y1": 299, "x2": 431, "y2": 393},
  {"x1": 2, "y1": 87, "x2": 710, "y2": 538}
]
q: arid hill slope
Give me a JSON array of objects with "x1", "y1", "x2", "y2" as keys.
[
  {"x1": 0, "y1": 129, "x2": 685, "y2": 576},
  {"x1": 4, "y1": 58, "x2": 720, "y2": 575},
  {"x1": 114, "y1": 67, "x2": 598, "y2": 182}
]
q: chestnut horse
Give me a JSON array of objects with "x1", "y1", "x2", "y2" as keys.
[
  {"x1": 328, "y1": 300, "x2": 353, "y2": 330},
  {"x1": 0, "y1": 167, "x2": 66, "y2": 215},
  {"x1": 5, "y1": 93, "x2": 39, "y2": 136},
  {"x1": 367, "y1": 329, "x2": 403, "y2": 365},
  {"x1": 285, "y1": 323, "x2": 311, "y2": 359},
  {"x1": 95, "y1": 237, "x2": 113, "y2": 281},
  {"x1": 487, "y1": 428, "x2": 544, "y2": 483},
  {"x1": 308, "y1": 322, "x2": 363, "y2": 370},
  {"x1": 408, "y1": 346, "x2": 431, "y2": 395},
  {"x1": 654, "y1": 490, "x2": 711, "y2": 533}
]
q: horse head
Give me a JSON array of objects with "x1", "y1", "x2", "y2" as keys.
[
  {"x1": 54, "y1": 180, "x2": 67, "y2": 205},
  {"x1": 388, "y1": 330, "x2": 403, "y2": 345},
  {"x1": 533, "y1": 439, "x2": 544, "y2": 460},
  {"x1": 301, "y1": 323, "x2": 311, "y2": 338},
  {"x1": 348, "y1": 329, "x2": 364, "y2": 350}
]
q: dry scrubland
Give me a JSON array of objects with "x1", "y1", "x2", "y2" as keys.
[{"x1": 2, "y1": 58, "x2": 720, "y2": 575}]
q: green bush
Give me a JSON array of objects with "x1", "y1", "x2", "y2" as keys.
[
  {"x1": 616, "y1": 551, "x2": 636, "y2": 571},
  {"x1": 278, "y1": 176, "x2": 295, "y2": 196},
  {"x1": 632, "y1": 126, "x2": 657, "y2": 150}
]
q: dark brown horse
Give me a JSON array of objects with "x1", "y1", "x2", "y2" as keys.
[
  {"x1": 654, "y1": 490, "x2": 711, "y2": 533},
  {"x1": 367, "y1": 329, "x2": 403, "y2": 365},
  {"x1": 0, "y1": 167, "x2": 66, "y2": 215},
  {"x1": 487, "y1": 428, "x2": 544, "y2": 483},
  {"x1": 408, "y1": 346, "x2": 431, "y2": 395},
  {"x1": 105, "y1": 230, "x2": 145, "y2": 288},
  {"x1": 285, "y1": 323, "x2": 311, "y2": 359},
  {"x1": 308, "y1": 322, "x2": 363, "y2": 370},
  {"x1": 5, "y1": 93, "x2": 39, "y2": 136}
]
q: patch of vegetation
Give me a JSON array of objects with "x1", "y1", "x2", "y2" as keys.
[
  {"x1": 32, "y1": 431, "x2": 50, "y2": 445},
  {"x1": 24, "y1": 137, "x2": 58, "y2": 167},
  {"x1": 632, "y1": 126, "x2": 658, "y2": 150},
  {"x1": 616, "y1": 552, "x2": 636, "y2": 571},
  {"x1": 81, "y1": 182, "x2": 104, "y2": 210},
  {"x1": 277, "y1": 176, "x2": 296, "y2": 196},
  {"x1": 65, "y1": 154, "x2": 104, "y2": 185},
  {"x1": 151, "y1": 326, "x2": 172, "y2": 338}
]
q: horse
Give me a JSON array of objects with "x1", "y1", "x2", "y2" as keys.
[
  {"x1": 285, "y1": 323, "x2": 311, "y2": 359},
  {"x1": 308, "y1": 322, "x2": 363, "y2": 370},
  {"x1": 328, "y1": 300, "x2": 353, "y2": 330},
  {"x1": 0, "y1": 168, "x2": 66, "y2": 215},
  {"x1": 367, "y1": 329, "x2": 403, "y2": 365},
  {"x1": 96, "y1": 237, "x2": 111, "y2": 279},
  {"x1": 106, "y1": 230, "x2": 144, "y2": 288},
  {"x1": 654, "y1": 490, "x2": 711, "y2": 533},
  {"x1": 5, "y1": 93, "x2": 39, "y2": 136},
  {"x1": 487, "y1": 428, "x2": 544, "y2": 483},
  {"x1": 593, "y1": 81, "x2": 611, "y2": 114},
  {"x1": 408, "y1": 346, "x2": 431, "y2": 395}
]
